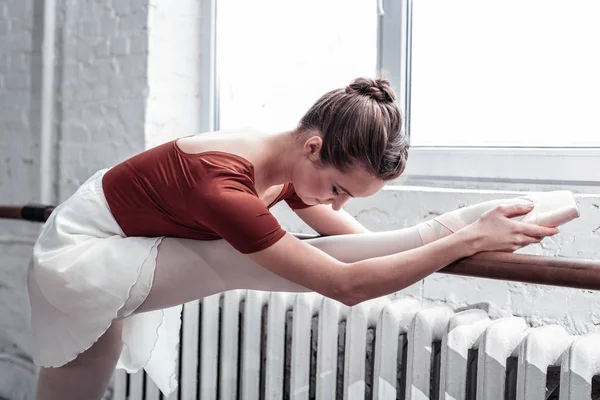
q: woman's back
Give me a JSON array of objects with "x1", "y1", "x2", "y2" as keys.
[{"x1": 101, "y1": 131, "x2": 312, "y2": 252}]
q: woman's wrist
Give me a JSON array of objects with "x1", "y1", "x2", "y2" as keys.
[{"x1": 453, "y1": 227, "x2": 482, "y2": 257}]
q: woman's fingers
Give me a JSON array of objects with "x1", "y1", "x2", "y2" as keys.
[
  {"x1": 495, "y1": 204, "x2": 559, "y2": 237},
  {"x1": 495, "y1": 203, "x2": 535, "y2": 218},
  {"x1": 518, "y1": 222, "x2": 559, "y2": 238},
  {"x1": 520, "y1": 235, "x2": 544, "y2": 245},
  {"x1": 468, "y1": 202, "x2": 562, "y2": 253}
]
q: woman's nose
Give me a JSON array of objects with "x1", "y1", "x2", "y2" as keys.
[{"x1": 331, "y1": 195, "x2": 350, "y2": 211}]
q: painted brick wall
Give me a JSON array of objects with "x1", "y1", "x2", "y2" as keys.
[
  {"x1": 55, "y1": 0, "x2": 150, "y2": 199},
  {"x1": 0, "y1": 0, "x2": 43, "y2": 398},
  {"x1": 145, "y1": 0, "x2": 204, "y2": 148},
  {"x1": 0, "y1": 0, "x2": 205, "y2": 398}
]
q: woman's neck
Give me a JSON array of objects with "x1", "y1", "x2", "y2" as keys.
[{"x1": 253, "y1": 130, "x2": 301, "y2": 191}]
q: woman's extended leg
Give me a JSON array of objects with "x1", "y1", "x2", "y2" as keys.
[
  {"x1": 312, "y1": 190, "x2": 579, "y2": 261},
  {"x1": 35, "y1": 320, "x2": 123, "y2": 400},
  {"x1": 133, "y1": 191, "x2": 579, "y2": 314}
]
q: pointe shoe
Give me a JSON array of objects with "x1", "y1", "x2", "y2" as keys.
[
  {"x1": 417, "y1": 190, "x2": 580, "y2": 245},
  {"x1": 518, "y1": 190, "x2": 580, "y2": 228}
]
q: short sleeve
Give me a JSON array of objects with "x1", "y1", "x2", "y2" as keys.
[
  {"x1": 188, "y1": 173, "x2": 287, "y2": 254},
  {"x1": 283, "y1": 184, "x2": 315, "y2": 210}
]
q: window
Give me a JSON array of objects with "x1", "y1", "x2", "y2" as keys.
[
  {"x1": 216, "y1": 0, "x2": 378, "y2": 132},
  {"x1": 380, "y1": 0, "x2": 600, "y2": 192}
]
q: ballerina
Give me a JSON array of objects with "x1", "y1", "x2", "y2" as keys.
[{"x1": 27, "y1": 77, "x2": 576, "y2": 399}]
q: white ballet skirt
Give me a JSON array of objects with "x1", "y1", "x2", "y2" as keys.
[{"x1": 27, "y1": 169, "x2": 180, "y2": 396}]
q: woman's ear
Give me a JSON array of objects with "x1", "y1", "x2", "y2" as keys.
[{"x1": 303, "y1": 135, "x2": 323, "y2": 163}]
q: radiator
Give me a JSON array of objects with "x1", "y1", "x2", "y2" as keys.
[{"x1": 111, "y1": 290, "x2": 600, "y2": 400}]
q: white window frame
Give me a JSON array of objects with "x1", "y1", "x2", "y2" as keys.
[
  {"x1": 201, "y1": 0, "x2": 219, "y2": 133},
  {"x1": 378, "y1": 0, "x2": 600, "y2": 193}
]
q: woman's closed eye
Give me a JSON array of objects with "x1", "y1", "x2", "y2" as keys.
[{"x1": 332, "y1": 186, "x2": 340, "y2": 196}]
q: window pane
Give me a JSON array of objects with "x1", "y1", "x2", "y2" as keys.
[
  {"x1": 217, "y1": 0, "x2": 377, "y2": 131},
  {"x1": 410, "y1": 0, "x2": 600, "y2": 147}
]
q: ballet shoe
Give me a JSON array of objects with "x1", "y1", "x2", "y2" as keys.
[
  {"x1": 518, "y1": 190, "x2": 580, "y2": 228},
  {"x1": 417, "y1": 190, "x2": 579, "y2": 245}
]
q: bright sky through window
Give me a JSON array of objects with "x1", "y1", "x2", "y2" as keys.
[
  {"x1": 410, "y1": 0, "x2": 600, "y2": 147},
  {"x1": 217, "y1": 0, "x2": 377, "y2": 132}
]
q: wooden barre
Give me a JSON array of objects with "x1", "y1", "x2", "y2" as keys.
[
  {"x1": 444, "y1": 252, "x2": 600, "y2": 291},
  {"x1": 0, "y1": 205, "x2": 55, "y2": 222},
  {"x1": 1, "y1": 204, "x2": 599, "y2": 291}
]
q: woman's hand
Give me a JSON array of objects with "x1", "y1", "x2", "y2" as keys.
[{"x1": 458, "y1": 203, "x2": 559, "y2": 255}]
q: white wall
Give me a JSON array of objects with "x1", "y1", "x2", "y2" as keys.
[
  {"x1": 0, "y1": 0, "x2": 43, "y2": 398},
  {"x1": 145, "y1": 0, "x2": 204, "y2": 148},
  {"x1": 55, "y1": 0, "x2": 150, "y2": 198},
  {"x1": 0, "y1": 0, "x2": 205, "y2": 398}
]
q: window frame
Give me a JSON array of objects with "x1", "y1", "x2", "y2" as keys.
[
  {"x1": 202, "y1": 0, "x2": 219, "y2": 133},
  {"x1": 378, "y1": 0, "x2": 600, "y2": 192}
]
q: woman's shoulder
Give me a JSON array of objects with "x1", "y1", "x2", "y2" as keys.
[
  {"x1": 174, "y1": 130, "x2": 268, "y2": 178},
  {"x1": 175, "y1": 129, "x2": 263, "y2": 156}
]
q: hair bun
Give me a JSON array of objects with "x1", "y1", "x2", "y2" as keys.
[{"x1": 346, "y1": 77, "x2": 396, "y2": 103}]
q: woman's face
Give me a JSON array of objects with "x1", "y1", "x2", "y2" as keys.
[{"x1": 292, "y1": 137, "x2": 385, "y2": 211}]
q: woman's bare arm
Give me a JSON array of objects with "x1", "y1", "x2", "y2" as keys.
[
  {"x1": 248, "y1": 203, "x2": 558, "y2": 306},
  {"x1": 293, "y1": 205, "x2": 370, "y2": 236},
  {"x1": 247, "y1": 228, "x2": 469, "y2": 306}
]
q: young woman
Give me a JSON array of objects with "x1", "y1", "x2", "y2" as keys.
[{"x1": 28, "y1": 78, "x2": 573, "y2": 399}]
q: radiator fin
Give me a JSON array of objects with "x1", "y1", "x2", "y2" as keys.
[{"x1": 110, "y1": 291, "x2": 600, "y2": 400}]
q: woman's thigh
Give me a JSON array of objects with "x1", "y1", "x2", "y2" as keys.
[{"x1": 133, "y1": 237, "x2": 309, "y2": 315}]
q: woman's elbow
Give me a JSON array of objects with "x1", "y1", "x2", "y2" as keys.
[{"x1": 326, "y1": 269, "x2": 362, "y2": 307}]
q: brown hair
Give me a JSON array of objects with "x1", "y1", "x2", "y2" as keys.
[{"x1": 297, "y1": 77, "x2": 409, "y2": 181}]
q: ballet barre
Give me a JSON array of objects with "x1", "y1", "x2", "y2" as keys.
[
  {"x1": 0, "y1": 204, "x2": 55, "y2": 222},
  {"x1": 1, "y1": 203, "x2": 599, "y2": 291}
]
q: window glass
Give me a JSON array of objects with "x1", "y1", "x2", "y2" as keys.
[
  {"x1": 410, "y1": 0, "x2": 600, "y2": 147},
  {"x1": 218, "y1": 0, "x2": 378, "y2": 131}
]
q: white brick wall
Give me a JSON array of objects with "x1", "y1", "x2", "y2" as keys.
[
  {"x1": 0, "y1": 0, "x2": 42, "y2": 398},
  {"x1": 145, "y1": 0, "x2": 204, "y2": 148},
  {"x1": 56, "y1": 0, "x2": 150, "y2": 198},
  {"x1": 1, "y1": 0, "x2": 208, "y2": 396}
]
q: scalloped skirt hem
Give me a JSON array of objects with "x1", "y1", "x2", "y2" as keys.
[{"x1": 27, "y1": 169, "x2": 181, "y2": 397}]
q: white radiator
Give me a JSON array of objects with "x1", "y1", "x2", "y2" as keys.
[{"x1": 111, "y1": 290, "x2": 600, "y2": 400}]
